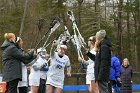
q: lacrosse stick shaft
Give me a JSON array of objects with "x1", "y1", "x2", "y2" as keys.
[{"x1": 43, "y1": 32, "x2": 52, "y2": 47}]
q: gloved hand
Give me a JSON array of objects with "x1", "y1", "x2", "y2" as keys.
[
  {"x1": 67, "y1": 72, "x2": 71, "y2": 77},
  {"x1": 42, "y1": 65, "x2": 49, "y2": 72},
  {"x1": 117, "y1": 77, "x2": 121, "y2": 82},
  {"x1": 28, "y1": 49, "x2": 37, "y2": 58},
  {"x1": 116, "y1": 77, "x2": 122, "y2": 87},
  {"x1": 40, "y1": 63, "x2": 48, "y2": 71}
]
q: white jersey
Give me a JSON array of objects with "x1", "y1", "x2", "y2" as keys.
[
  {"x1": 29, "y1": 56, "x2": 47, "y2": 86},
  {"x1": 18, "y1": 63, "x2": 28, "y2": 87},
  {"x1": 86, "y1": 48, "x2": 96, "y2": 84},
  {"x1": 46, "y1": 52, "x2": 70, "y2": 89}
]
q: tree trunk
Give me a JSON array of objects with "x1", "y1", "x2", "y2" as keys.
[
  {"x1": 57, "y1": 0, "x2": 67, "y2": 25},
  {"x1": 126, "y1": 0, "x2": 131, "y2": 62},
  {"x1": 117, "y1": 0, "x2": 123, "y2": 62},
  {"x1": 94, "y1": 0, "x2": 100, "y2": 31},
  {"x1": 132, "y1": 0, "x2": 140, "y2": 71},
  {"x1": 78, "y1": 0, "x2": 83, "y2": 30},
  {"x1": 135, "y1": 0, "x2": 140, "y2": 71},
  {"x1": 104, "y1": 0, "x2": 107, "y2": 20},
  {"x1": 19, "y1": 0, "x2": 28, "y2": 37},
  {"x1": 13, "y1": 0, "x2": 18, "y2": 7}
]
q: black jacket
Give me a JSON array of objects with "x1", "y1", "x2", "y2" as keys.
[
  {"x1": 94, "y1": 38, "x2": 111, "y2": 81},
  {"x1": 1, "y1": 40, "x2": 34, "y2": 82}
]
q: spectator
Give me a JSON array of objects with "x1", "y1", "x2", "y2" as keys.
[
  {"x1": 120, "y1": 58, "x2": 133, "y2": 93},
  {"x1": 108, "y1": 54, "x2": 121, "y2": 93},
  {"x1": 94, "y1": 30, "x2": 112, "y2": 93}
]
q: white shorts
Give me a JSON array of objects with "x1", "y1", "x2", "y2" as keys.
[
  {"x1": 46, "y1": 77, "x2": 63, "y2": 89},
  {"x1": 29, "y1": 74, "x2": 40, "y2": 86},
  {"x1": 18, "y1": 81, "x2": 28, "y2": 87},
  {"x1": 86, "y1": 73, "x2": 95, "y2": 84}
]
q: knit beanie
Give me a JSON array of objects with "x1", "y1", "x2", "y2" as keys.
[{"x1": 96, "y1": 30, "x2": 106, "y2": 40}]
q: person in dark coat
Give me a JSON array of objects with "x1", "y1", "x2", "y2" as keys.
[
  {"x1": 0, "y1": 33, "x2": 36, "y2": 93},
  {"x1": 94, "y1": 30, "x2": 112, "y2": 93},
  {"x1": 120, "y1": 58, "x2": 133, "y2": 93}
]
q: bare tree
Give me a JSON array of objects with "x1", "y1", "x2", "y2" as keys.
[
  {"x1": 117, "y1": 0, "x2": 123, "y2": 61},
  {"x1": 94, "y1": 0, "x2": 100, "y2": 31},
  {"x1": 77, "y1": 0, "x2": 83, "y2": 29},
  {"x1": 135, "y1": 0, "x2": 140, "y2": 71},
  {"x1": 13, "y1": 0, "x2": 18, "y2": 7},
  {"x1": 19, "y1": 0, "x2": 28, "y2": 37},
  {"x1": 126, "y1": 0, "x2": 131, "y2": 61}
]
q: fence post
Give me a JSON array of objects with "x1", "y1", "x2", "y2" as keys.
[{"x1": 76, "y1": 75, "x2": 79, "y2": 93}]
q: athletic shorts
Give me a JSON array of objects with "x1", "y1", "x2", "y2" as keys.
[
  {"x1": 86, "y1": 73, "x2": 95, "y2": 84},
  {"x1": 29, "y1": 74, "x2": 40, "y2": 86},
  {"x1": 46, "y1": 77, "x2": 63, "y2": 89}
]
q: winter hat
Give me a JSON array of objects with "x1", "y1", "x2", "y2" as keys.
[{"x1": 96, "y1": 30, "x2": 106, "y2": 40}]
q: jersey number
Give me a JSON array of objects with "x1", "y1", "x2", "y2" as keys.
[{"x1": 56, "y1": 64, "x2": 62, "y2": 69}]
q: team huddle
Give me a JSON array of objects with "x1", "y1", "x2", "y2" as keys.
[
  {"x1": 0, "y1": 11, "x2": 133, "y2": 93},
  {"x1": 1, "y1": 28, "x2": 111, "y2": 93}
]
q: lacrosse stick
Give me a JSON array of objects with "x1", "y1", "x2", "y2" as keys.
[{"x1": 34, "y1": 18, "x2": 60, "y2": 49}]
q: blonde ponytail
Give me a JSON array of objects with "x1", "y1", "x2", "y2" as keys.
[{"x1": 4, "y1": 33, "x2": 15, "y2": 41}]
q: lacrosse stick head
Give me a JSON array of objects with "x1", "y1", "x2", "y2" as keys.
[
  {"x1": 67, "y1": 10, "x2": 72, "y2": 16},
  {"x1": 67, "y1": 10, "x2": 75, "y2": 22},
  {"x1": 56, "y1": 33, "x2": 70, "y2": 46},
  {"x1": 64, "y1": 26, "x2": 71, "y2": 40},
  {"x1": 50, "y1": 20, "x2": 60, "y2": 33},
  {"x1": 37, "y1": 19, "x2": 45, "y2": 31},
  {"x1": 64, "y1": 26, "x2": 68, "y2": 31}
]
